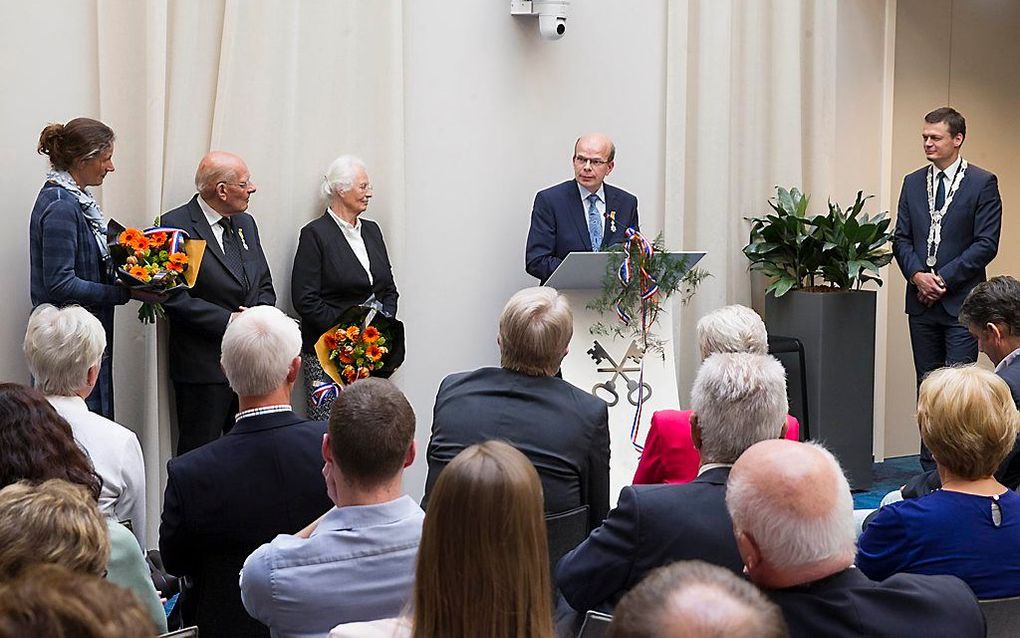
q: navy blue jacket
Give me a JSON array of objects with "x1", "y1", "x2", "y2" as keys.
[
  {"x1": 160, "y1": 196, "x2": 276, "y2": 384},
  {"x1": 555, "y1": 467, "x2": 742, "y2": 613},
  {"x1": 893, "y1": 163, "x2": 1001, "y2": 317},
  {"x1": 525, "y1": 179, "x2": 639, "y2": 282}
]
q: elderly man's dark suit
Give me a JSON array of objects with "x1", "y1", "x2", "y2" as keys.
[
  {"x1": 554, "y1": 467, "x2": 742, "y2": 613},
  {"x1": 525, "y1": 179, "x2": 639, "y2": 282},
  {"x1": 159, "y1": 410, "x2": 331, "y2": 638},
  {"x1": 893, "y1": 162, "x2": 1001, "y2": 468},
  {"x1": 422, "y1": 366, "x2": 610, "y2": 531},
  {"x1": 769, "y1": 568, "x2": 985, "y2": 638},
  {"x1": 161, "y1": 195, "x2": 276, "y2": 454}
]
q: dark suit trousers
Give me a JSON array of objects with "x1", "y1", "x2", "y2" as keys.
[
  {"x1": 173, "y1": 382, "x2": 238, "y2": 455},
  {"x1": 908, "y1": 303, "x2": 977, "y2": 470}
]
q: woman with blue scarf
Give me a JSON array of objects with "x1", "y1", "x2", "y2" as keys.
[{"x1": 30, "y1": 118, "x2": 156, "y2": 419}]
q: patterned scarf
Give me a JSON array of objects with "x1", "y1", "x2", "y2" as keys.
[{"x1": 45, "y1": 170, "x2": 110, "y2": 258}]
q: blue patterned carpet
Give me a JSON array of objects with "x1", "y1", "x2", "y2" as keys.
[{"x1": 852, "y1": 455, "x2": 921, "y2": 509}]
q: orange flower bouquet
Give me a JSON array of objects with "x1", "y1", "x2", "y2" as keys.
[
  {"x1": 314, "y1": 306, "x2": 405, "y2": 400},
  {"x1": 108, "y1": 220, "x2": 206, "y2": 323}
]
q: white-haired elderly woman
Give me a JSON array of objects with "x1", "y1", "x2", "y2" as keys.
[
  {"x1": 632, "y1": 304, "x2": 800, "y2": 485},
  {"x1": 291, "y1": 155, "x2": 398, "y2": 419},
  {"x1": 22, "y1": 304, "x2": 146, "y2": 547}
]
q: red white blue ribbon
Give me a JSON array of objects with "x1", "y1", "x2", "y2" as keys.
[
  {"x1": 145, "y1": 226, "x2": 190, "y2": 254},
  {"x1": 617, "y1": 228, "x2": 658, "y2": 451},
  {"x1": 311, "y1": 382, "x2": 342, "y2": 407}
]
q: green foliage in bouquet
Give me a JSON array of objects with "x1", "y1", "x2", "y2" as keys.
[
  {"x1": 743, "y1": 186, "x2": 894, "y2": 298},
  {"x1": 587, "y1": 232, "x2": 709, "y2": 357}
]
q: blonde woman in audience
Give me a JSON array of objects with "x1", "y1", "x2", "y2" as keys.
[
  {"x1": 0, "y1": 563, "x2": 155, "y2": 638},
  {"x1": 0, "y1": 479, "x2": 109, "y2": 580},
  {"x1": 633, "y1": 304, "x2": 800, "y2": 485},
  {"x1": 24, "y1": 304, "x2": 147, "y2": 546},
  {"x1": 0, "y1": 384, "x2": 167, "y2": 632},
  {"x1": 858, "y1": 365, "x2": 1020, "y2": 599},
  {"x1": 330, "y1": 441, "x2": 553, "y2": 638}
]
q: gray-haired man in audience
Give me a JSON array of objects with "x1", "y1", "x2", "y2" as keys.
[
  {"x1": 240, "y1": 378, "x2": 423, "y2": 638},
  {"x1": 608, "y1": 560, "x2": 787, "y2": 638},
  {"x1": 727, "y1": 439, "x2": 985, "y2": 638},
  {"x1": 556, "y1": 352, "x2": 788, "y2": 613}
]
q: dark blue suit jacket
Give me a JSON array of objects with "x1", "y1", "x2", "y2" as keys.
[
  {"x1": 159, "y1": 411, "x2": 331, "y2": 638},
  {"x1": 554, "y1": 467, "x2": 742, "y2": 613},
  {"x1": 769, "y1": 567, "x2": 984, "y2": 638},
  {"x1": 525, "y1": 179, "x2": 639, "y2": 282},
  {"x1": 893, "y1": 163, "x2": 1001, "y2": 317},
  {"x1": 160, "y1": 196, "x2": 276, "y2": 384}
]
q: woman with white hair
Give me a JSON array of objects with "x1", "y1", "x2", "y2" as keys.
[
  {"x1": 22, "y1": 304, "x2": 146, "y2": 547},
  {"x1": 632, "y1": 304, "x2": 800, "y2": 485},
  {"x1": 291, "y1": 156, "x2": 398, "y2": 419}
]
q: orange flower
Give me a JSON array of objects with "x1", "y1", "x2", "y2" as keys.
[
  {"x1": 334, "y1": 330, "x2": 347, "y2": 342},
  {"x1": 358, "y1": 367, "x2": 371, "y2": 379},
  {"x1": 147, "y1": 231, "x2": 169, "y2": 247},
  {"x1": 346, "y1": 326, "x2": 360, "y2": 340},
  {"x1": 323, "y1": 332, "x2": 338, "y2": 351},
  {"x1": 338, "y1": 352, "x2": 353, "y2": 365},
  {"x1": 343, "y1": 365, "x2": 357, "y2": 383},
  {"x1": 363, "y1": 326, "x2": 380, "y2": 343},
  {"x1": 118, "y1": 228, "x2": 144, "y2": 246},
  {"x1": 128, "y1": 265, "x2": 151, "y2": 282},
  {"x1": 167, "y1": 252, "x2": 188, "y2": 273},
  {"x1": 365, "y1": 345, "x2": 383, "y2": 362}
]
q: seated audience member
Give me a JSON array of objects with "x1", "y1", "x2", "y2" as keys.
[
  {"x1": 898, "y1": 275, "x2": 1020, "y2": 499},
  {"x1": 727, "y1": 439, "x2": 985, "y2": 638},
  {"x1": 0, "y1": 564, "x2": 155, "y2": 638},
  {"x1": 24, "y1": 304, "x2": 146, "y2": 545},
  {"x1": 0, "y1": 479, "x2": 108, "y2": 580},
  {"x1": 240, "y1": 378, "x2": 423, "y2": 637},
  {"x1": 608, "y1": 560, "x2": 787, "y2": 638},
  {"x1": 857, "y1": 366, "x2": 1020, "y2": 598},
  {"x1": 160, "y1": 306, "x2": 333, "y2": 638},
  {"x1": 556, "y1": 352, "x2": 788, "y2": 613},
  {"x1": 634, "y1": 304, "x2": 799, "y2": 485},
  {"x1": 331, "y1": 441, "x2": 553, "y2": 638},
  {"x1": 0, "y1": 384, "x2": 166, "y2": 632},
  {"x1": 422, "y1": 286, "x2": 610, "y2": 530}
]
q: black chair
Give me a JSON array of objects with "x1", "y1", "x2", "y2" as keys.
[
  {"x1": 546, "y1": 505, "x2": 589, "y2": 576},
  {"x1": 577, "y1": 610, "x2": 613, "y2": 637},
  {"x1": 768, "y1": 335, "x2": 810, "y2": 441},
  {"x1": 979, "y1": 597, "x2": 1020, "y2": 638}
]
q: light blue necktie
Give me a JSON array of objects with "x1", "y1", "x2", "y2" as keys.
[{"x1": 587, "y1": 193, "x2": 603, "y2": 250}]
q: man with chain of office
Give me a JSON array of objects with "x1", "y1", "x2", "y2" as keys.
[{"x1": 893, "y1": 106, "x2": 1003, "y2": 471}]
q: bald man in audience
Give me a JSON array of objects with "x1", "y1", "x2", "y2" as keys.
[
  {"x1": 726, "y1": 440, "x2": 985, "y2": 638},
  {"x1": 556, "y1": 352, "x2": 788, "y2": 613},
  {"x1": 161, "y1": 151, "x2": 276, "y2": 454},
  {"x1": 608, "y1": 560, "x2": 787, "y2": 638}
]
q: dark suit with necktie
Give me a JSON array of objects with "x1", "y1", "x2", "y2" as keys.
[
  {"x1": 893, "y1": 161, "x2": 1001, "y2": 468},
  {"x1": 525, "y1": 179, "x2": 639, "y2": 283},
  {"x1": 161, "y1": 195, "x2": 276, "y2": 454}
]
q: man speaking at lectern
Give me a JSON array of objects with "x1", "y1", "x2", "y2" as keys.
[
  {"x1": 525, "y1": 133, "x2": 639, "y2": 282},
  {"x1": 893, "y1": 107, "x2": 1002, "y2": 470}
]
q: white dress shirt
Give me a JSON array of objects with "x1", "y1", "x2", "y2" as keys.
[
  {"x1": 198, "y1": 195, "x2": 227, "y2": 251},
  {"x1": 47, "y1": 395, "x2": 147, "y2": 547},
  {"x1": 577, "y1": 183, "x2": 607, "y2": 240},
  {"x1": 996, "y1": 347, "x2": 1020, "y2": 374},
  {"x1": 329, "y1": 208, "x2": 374, "y2": 284}
]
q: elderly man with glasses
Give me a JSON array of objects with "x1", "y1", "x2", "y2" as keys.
[
  {"x1": 161, "y1": 150, "x2": 277, "y2": 455},
  {"x1": 525, "y1": 133, "x2": 640, "y2": 283}
]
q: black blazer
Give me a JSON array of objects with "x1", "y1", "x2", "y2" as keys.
[
  {"x1": 161, "y1": 196, "x2": 276, "y2": 384},
  {"x1": 291, "y1": 213, "x2": 398, "y2": 352},
  {"x1": 555, "y1": 467, "x2": 742, "y2": 613},
  {"x1": 768, "y1": 567, "x2": 984, "y2": 638},
  {"x1": 158, "y1": 411, "x2": 331, "y2": 638},
  {"x1": 525, "y1": 179, "x2": 640, "y2": 282},
  {"x1": 893, "y1": 163, "x2": 1001, "y2": 317},
  {"x1": 422, "y1": 367, "x2": 610, "y2": 530}
]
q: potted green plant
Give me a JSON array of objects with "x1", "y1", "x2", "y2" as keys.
[{"x1": 743, "y1": 186, "x2": 894, "y2": 488}]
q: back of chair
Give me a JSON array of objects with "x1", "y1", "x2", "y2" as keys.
[
  {"x1": 980, "y1": 596, "x2": 1020, "y2": 638},
  {"x1": 546, "y1": 505, "x2": 589, "y2": 575},
  {"x1": 158, "y1": 627, "x2": 199, "y2": 637},
  {"x1": 577, "y1": 610, "x2": 612, "y2": 638}
]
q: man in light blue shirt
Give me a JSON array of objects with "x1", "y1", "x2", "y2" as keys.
[{"x1": 240, "y1": 378, "x2": 423, "y2": 638}]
